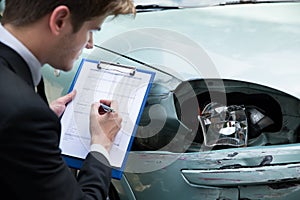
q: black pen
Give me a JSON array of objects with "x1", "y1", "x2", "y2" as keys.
[{"x1": 99, "y1": 103, "x2": 115, "y2": 113}]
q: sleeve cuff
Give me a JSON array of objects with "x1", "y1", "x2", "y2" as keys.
[{"x1": 90, "y1": 144, "x2": 111, "y2": 165}]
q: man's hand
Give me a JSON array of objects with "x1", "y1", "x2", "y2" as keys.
[
  {"x1": 50, "y1": 90, "x2": 76, "y2": 117},
  {"x1": 89, "y1": 100, "x2": 122, "y2": 152}
]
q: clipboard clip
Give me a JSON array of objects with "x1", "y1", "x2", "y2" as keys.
[{"x1": 97, "y1": 61, "x2": 136, "y2": 76}]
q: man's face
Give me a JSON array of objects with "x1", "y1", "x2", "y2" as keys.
[{"x1": 50, "y1": 16, "x2": 105, "y2": 71}]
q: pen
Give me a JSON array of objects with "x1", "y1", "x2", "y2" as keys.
[{"x1": 99, "y1": 103, "x2": 115, "y2": 113}]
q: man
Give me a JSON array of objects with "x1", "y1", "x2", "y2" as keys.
[{"x1": 0, "y1": 0, "x2": 135, "y2": 199}]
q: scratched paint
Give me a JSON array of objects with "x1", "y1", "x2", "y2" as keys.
[{"x1": 123, "y1": 144, "x2": 300, "y2": 199}]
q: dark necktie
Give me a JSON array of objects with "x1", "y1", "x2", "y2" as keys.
[{"x1": 37, "y1": 77, "x2": 48, "y2": 104}]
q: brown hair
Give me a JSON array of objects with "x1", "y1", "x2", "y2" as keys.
[{"x1": 2, "y1": 0, "x2": 135, "y2": 32}]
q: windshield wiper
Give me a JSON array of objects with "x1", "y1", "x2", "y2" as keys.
[{"x1": 135, "y1": 4, "x2": 181, "y2": 12}]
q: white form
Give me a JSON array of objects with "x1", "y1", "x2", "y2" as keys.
[{"x1": 60, "y1": 59, "x2": 154, "y2": 168}]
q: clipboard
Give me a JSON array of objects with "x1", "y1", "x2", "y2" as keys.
[{"x1": 59, "y1": 58, "x2": 155, "y2": 179}]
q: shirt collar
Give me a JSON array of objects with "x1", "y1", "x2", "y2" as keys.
[{"x1": 0, "y1": 23, "x2": 42, "y2": 86}]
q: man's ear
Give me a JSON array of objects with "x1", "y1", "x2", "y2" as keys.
[{"x1": 49, "y1": 5, "x2": 71, "y2": 35}]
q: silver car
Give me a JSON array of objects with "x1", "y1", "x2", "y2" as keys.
[{"x1": 42, "y1": 0, "x2": 300, "y2": 199}]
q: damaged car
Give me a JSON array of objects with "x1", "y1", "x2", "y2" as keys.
[{"x1": 42, "y1": 0, "x2": 300, "y2": 199}]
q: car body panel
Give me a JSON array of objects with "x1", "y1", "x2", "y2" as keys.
[
  {"x1": 120, "y1": 143, "x2": 300, "y2": 199},
  {"x1": 89, "y1": 2, "x2": 300, "y2": 98}
]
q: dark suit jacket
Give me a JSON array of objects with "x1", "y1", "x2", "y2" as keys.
[{"x1": 0, "y1": 42, "x2": 112, "y2": 199}]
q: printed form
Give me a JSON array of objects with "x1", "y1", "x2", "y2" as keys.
[{"x1": 60, "y1": 59, "x2": 154, "y2": 170}]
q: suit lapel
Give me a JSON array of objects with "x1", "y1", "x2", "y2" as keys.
[{"x1": 0, "y1": 42, "x2": 34, "y2": 88}]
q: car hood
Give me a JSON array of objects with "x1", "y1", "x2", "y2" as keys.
[{"x1": 82, "y1": 2, "x2": 300, "y2": 99}]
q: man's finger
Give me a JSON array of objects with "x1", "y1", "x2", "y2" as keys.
[{"x1": 61, "y1": 90, "x2": 77, "y2": 104}]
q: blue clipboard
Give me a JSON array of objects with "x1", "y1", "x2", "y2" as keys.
[{"x1": 60, "y1": 58, "x2": 155, "y2": 179}]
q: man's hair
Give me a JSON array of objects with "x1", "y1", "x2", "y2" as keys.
[{"x1": 1, "y1": 0, "x2": 135, "y2": 32}]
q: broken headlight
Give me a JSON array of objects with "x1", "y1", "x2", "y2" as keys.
[{"x1": 198, "y1": 102, "x2": 248, "y2": 147}]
